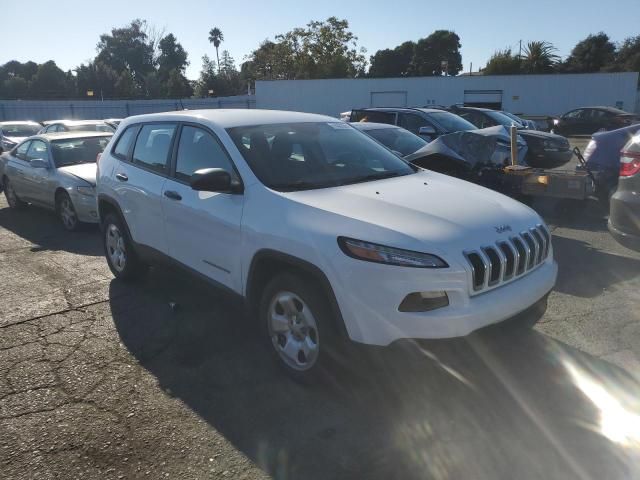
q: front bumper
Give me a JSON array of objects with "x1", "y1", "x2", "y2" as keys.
[
  {"x1": 70, "y1": 192, "x2": 100, "y2": 224},
  {"x1": 331, "y1": 257, "x2": 558, "y2": 346}
]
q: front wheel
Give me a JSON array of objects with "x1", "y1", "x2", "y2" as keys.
[
  {"x1": 56, "y1": 192, "x2": 80, "y2": 231},
  {"x1": 3, "y1": 178, "x2": 26, "y2": 209},
  {"x1": 260, "y1": 273, "x2": 343, "y2": 383},
  {"x1": 102, "y1": 213, "x2": 148, "y2": 281}
]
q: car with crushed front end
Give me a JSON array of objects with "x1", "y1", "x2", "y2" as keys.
[
  {"x1": 96, "y1": 109, "x2": 557, "y2": 382},
  {"x1": 1, "y1": 132, "x2": 112, "y2": 230}
]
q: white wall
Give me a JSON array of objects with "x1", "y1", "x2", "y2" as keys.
[{"x1": 256, "y1": 72, "x2": 639, "y2": 118}]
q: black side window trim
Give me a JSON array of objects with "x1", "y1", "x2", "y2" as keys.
[
  {"x1": 111, "y1": 125, "x2": 141, "y2": 161},
  {"x1": 167, "y1": 122, "x2": 244, "y2": 189},
  {"x1": 116, "y1": 122, "x2": 178, "y2": 179}
]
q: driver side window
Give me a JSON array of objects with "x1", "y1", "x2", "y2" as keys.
[
  {"x1": 398, "y1": 113, "x2": 428, "y2": 134},
  {"x1": 26, "y1": 140, "x2": 48, "y2": 163},
  {"x1": 174, "y1": 126, "x2": 236, "y2": 183},
  {"x1": 15, "y1": 141, "x2": 31, "y2": 160}
]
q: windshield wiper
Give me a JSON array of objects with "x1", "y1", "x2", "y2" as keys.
[
  {"x1": 270, "y1": 180, "x2": 333, "y2": 192},
  {"x1": 338, "y1": 171, "x2": 404, "y2": 186}
]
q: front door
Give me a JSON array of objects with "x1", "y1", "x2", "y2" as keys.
[
  {"x1": 162, "y1": 124, "x2": 244, "y2": 293},
  {"x1": 23, "y1": 139, "x2": 54, "y2": 206}
]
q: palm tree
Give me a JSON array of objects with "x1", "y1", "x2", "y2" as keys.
[
  {"x1": 521, "y1": 41, "x2": 560, "y2": 74},
  {"x1": 208, "y1": 28, "x2": 224, "y2": 72}
]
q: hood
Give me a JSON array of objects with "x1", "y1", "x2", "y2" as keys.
[
  {"x1": 58, "y1": 163, "x2": 97, "y2": 186},
  {"x1": 285, "y1": 170, "x2": 541, "y2": 254}
]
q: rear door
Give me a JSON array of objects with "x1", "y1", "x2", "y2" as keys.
[
  {"x1": 112, "y1": 123, "x2": 177, "y2": 254},
  {"x1": 162, "y1": 124, "x2": 244, "y2": 292}
]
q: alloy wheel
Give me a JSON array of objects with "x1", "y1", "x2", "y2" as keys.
[
  {"x1": 59, "y1": 197, "x2": 78, "y2": 230},
  {"x1": 105, "y1": 223, "x2": 127, "y2": 273},
  {"x1": 268, "y1": 291, "x2": 320, "y2": 371}
]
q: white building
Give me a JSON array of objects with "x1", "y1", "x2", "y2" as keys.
[{"x1": 256, "y1": 72, "x2": 639, "y2": 118}]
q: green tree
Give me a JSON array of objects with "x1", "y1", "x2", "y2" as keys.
[
  {"x1": 158, "y1": 33, "x2": 189, "y2": 80},
  {"x1": 243, "y1": 17, "x2": 366, "y2": 80},
  {"x1": 75, "y1": 61, "x2": 119, "y2": 99},
  {"x1": 564, "y1": 33, "x2": 616, "y2": 72},
  {"x1": 483, "y1": 48, "x2": 521, "y2": 75},
  {"x1": 30, "y1": 61, "x2": 73, "y2": 98},
  {"x1": 96, "y1": 19, "x2": 155, "y2": 89},
  {"x1": 521, "y1": 41, "x2": 559, "y2": 74},
  {"x1": 615, "y1": 35, "x2": 640, "y2": 73},
  {"x1": 412, "y1": 30, "x2": 462, "y2": 76},
  {"x1": 115, "y1": 70, "x2": 137, "y2": 98},
  {"x1": 3, "y1": 76, "x2": 28, "y2": 99},
  {"x1": 369, "y1": 41, "x2": 415, "y2": 77},
  {"x1": 165, "y1": 69, "x2": 193, "y2": 98},
  {"x1": 208, "y1": 27, "x2": 224, "y2": 72}
]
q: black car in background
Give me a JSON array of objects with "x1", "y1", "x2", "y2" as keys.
[
  {"x1": 553, "y1": 107, "x2": 640, "y2": 136},
  {"x1": 350, "y1": 107, "x2": 477, "y2": 142},
  {"x1": 449, "y1": 105, "x2": 573, "y2": 168},
  {"x1": 609, "y1": 134, "x2": 640, "y2": 251}
]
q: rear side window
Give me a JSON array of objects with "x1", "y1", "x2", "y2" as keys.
[
  {"x1": 132, "y1": 123, "x2": 177, "y2": 173},
  {"x1": 351, "y1": 110, "x2": 396, "y2": 125},
  {"x1": 174, "y1": 126, "x2": 236, "y2": 183},
  {"x1": 113, "y1": 126, "x2": 138, "y2": 159}
]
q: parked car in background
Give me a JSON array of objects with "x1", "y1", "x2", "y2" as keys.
[
  {"x1": 39, "y1": 120, "x2": 115, "y2": 134},
  {"x1": 553, "y1": 107, "x2": 640, "y2": 136},
  {"x1": 609, "y1": 134, "x2": 640, "y2": 251},
  {"x1": 0, "y1": 121, "x2": 42, "y2": 153},
  {"x1": 104, "y1": 118, "x2": 123, "y2": 129},
  {"x1": 97, "y1": 109, "x2": 556, "y2": 381},
  {"x1": 500, "y1": 111, "x2": 538, "y2": 130},
  {"x1": 580, "y1": 124, "x2": 640, "y2": 205},
  {"x1": 350, "y1": 107, "x2": 478, "y2": 141},
  {"x1": 1, "y1": 132, "x2": 112, "y2": 230},
  {"x1": 353, "y1": 122, "x2": 528, "y2": 196},
  {"x1": 450, "y1": 106, "x2": 573, "y2": 168}
]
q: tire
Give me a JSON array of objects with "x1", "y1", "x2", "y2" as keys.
[
  {"x1": 259, "y1": 272, "x2": 344, "y2": 383},
  {"x1": 3, "y1": 177, "x2": 26, "y2": 209},
  {"x1": 102, "y1": 212, "x2": 148, "y2": 281},
  {"x1": 56, "y1": 192, "x2": 80, "y2": 231}
]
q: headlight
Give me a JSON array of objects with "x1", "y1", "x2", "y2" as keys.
[
  {"x1": 543, "y1": 140, "x2": 560, "y2": 150},
  {"x1": 76, "y1": 185, "x2": 95, "y2": 196},
  {"x1": 338, "y1": 237, "x2": 448, "y2": 268}
]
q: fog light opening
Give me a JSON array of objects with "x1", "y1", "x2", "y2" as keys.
[{"x1": 398, "y1": 291, "x2": 449, "y2": 313}]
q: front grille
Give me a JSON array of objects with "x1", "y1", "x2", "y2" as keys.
[{"x1": 464, "y1": 224, "x2": 551, "y2": 294}]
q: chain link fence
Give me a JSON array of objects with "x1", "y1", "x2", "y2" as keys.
[{"x1": 0, "y1": 96, "x2": 256, "y2": 122}]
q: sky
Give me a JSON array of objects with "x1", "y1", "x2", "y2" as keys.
[{"x1": 3, "y1": 0, "x2": 639, "y2": 80}]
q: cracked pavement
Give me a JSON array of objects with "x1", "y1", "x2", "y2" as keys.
[{"x1": 1, "y1": 163, "x2": 640, "y2": 479}]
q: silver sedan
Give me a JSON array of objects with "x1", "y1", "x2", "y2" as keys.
[{"x1": 0, "y1": 132, "x2": 112, "y2": 231}]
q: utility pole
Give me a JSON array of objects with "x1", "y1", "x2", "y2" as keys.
[
  {"x1": 518, "y1": 39, "x2": 523, "y2": 70},
  {"x1": 469, "y1": 62, "x2": 472, "y2": 76}
]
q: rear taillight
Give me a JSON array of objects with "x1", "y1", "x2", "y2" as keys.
[{"x1": 620, "y1": 151, "x2": 640, "y2": 177}]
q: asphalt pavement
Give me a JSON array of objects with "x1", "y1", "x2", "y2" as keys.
[{"x1": 1, "y1": 147, "x2": 640, "y2": 479}]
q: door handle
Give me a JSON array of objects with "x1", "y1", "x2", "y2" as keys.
[
  {"x1": 115, "y1": 173, "x2": 128, "y2": 182},
  {"x1": 164, "y1": 190, "x2": 182, "y2": 201}
]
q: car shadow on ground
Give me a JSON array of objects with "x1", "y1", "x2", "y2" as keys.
[
  {"x1": 0, "y1": 204, "x2": 102, "y2": 256},
  {"x1": 534, "y1": 197, "x2": 609, "y2": 233},
  {"x1": 551, "y1": 234, "x2": 640, "y2": 298},
  {"x1": 110, "y1": 271, "x2": 640, "y2": 480}
]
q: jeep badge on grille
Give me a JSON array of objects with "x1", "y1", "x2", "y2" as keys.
[{"x1": 494, "y1": 225, "x2": 512, "y2": 234}]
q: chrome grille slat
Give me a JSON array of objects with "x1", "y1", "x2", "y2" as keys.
[{"x1": 464, "y1": 225, "x2": 551, "y2": 295}]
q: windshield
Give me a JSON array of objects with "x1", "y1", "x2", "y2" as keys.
[
  {"x1": 364, "y1": 127, "x2": 428, "y2": 156},
  {"x1": 67, "y1": 123, "x2": 115, "y2": 133},
  {"x1": 51, "y1": 136, "x2": 112, "y2": 167},
  {"x1": 1, "y1": 124, "x2": 41, "y2": 137},
  {"x1": 227, "y1": 122, "x2": 416, "y2": 191},
  {"x1": 427, "y1": 111, "x2": 477, "y2": 132},
  {"x1": 485, "y1": 110, "x2": 524, "y2": 128},
  {"x1": 501, "y1": 111, "x2": 526, "y2": 126}
]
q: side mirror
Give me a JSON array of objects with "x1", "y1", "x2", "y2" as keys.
[
  {"x1": 418, "y1": 126, "x2": 436, "y2": 136},
  {"x1": 30, "y1": 159, "x2": 49, "y2": 169},
  {"x1": 190, "y1": 168, "x2": 243, "y2": 194}
]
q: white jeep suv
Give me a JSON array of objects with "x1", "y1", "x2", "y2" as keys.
[{"x1": 96, "y1": 109, "x2": 557, "y2": 380}]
